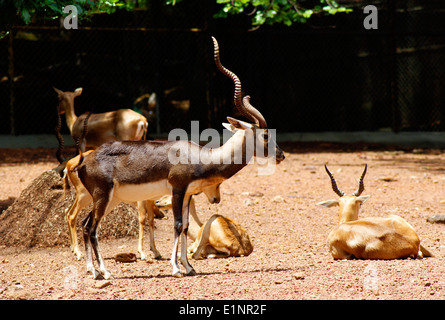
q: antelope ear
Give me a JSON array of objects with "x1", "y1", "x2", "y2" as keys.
[
  {"x1": 222, "y1": 122, "x2": 236, "y2": 133},
  {"x1": 316, "y1": 199, "x2": 339, "y2": 208},
  {"x1": 356, "y1": 195, "x2": 371, "y2": 204},
  {"x1": 53, "y1": 87, "x2": 62, "y2": 95},
  {"x1": 155, "y1": 195, "x2": 172, "y2": 208},
  {"x1": 227, "y1": 117, "x2": 253, "y2": 130},
  {"x1": 74, "y1": 87, "x2": 83, "y2": 96}
]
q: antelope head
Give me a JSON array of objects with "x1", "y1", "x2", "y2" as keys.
[
  {"x1": 54, "y1": 87, "x2": 82, "y2": 116},
  {"x1": 212, "y1": 37, "x2": 285, "y2": 166},
  {"x1": 316, "y1": 164, "x2": 370, "y2": 224}
]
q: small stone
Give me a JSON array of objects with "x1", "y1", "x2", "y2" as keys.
[
  {"x1": 243, "y1": 199, "x2": 258, "y2": 206},
  {"x1": 294, "y1": 272, "x2": 305, "y2": 280},
  {"x1": 378, "y1": 176, "x2": 398, "y2": 182},
  {"x1": 271, "y1": 195, "x2": 284, "y2": 203},
  {"x1": 114, "y1": 252, "x2": 137, "y2": 263},
  {"x1": 95, "y1": 280, "x2": 113, "y2": 289},
  {"x1": 427, "y1": 215, "x2": 445, "y2": 224}
]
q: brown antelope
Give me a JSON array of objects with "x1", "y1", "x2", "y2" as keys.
[
  {"x1": 63, "y1": 152, "x2": 221, "y2": 261},
  {"x1": 53, "y1": 87, "x2": 153, "y2": 260},
  {"x1": 73, "y1": 37, "x2": 284, "y2": 279},
  {"x1": 53, "y1": 87, "x2": 148, "y2": 151},
  {"x1": 317, "y1": 165, "x2": 432, "y2": 260},
  {"x1": 155, "y1": 194, "x2": 253, "y2": 259}
]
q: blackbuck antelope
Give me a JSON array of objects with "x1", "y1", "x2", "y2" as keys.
[
  {"x1": 155, "y1": 194, "x2": 253, "y2": 259},
  {"x1": 53, "y1": 87, "x2": 148, "y2": 151},
  {"x1": 317, "y1": 165, "x2": 432, "y2": 260},
  {"x1": 64, "y1": 152, "x2": 221, "y2": 261},
  {"x1": 73, "y1": 37, "x2": 284, "y2": 279}
]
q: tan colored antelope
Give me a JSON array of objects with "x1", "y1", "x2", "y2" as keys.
[
  {"x1": 155, "y1": 194, "x2": 253, "y2": 259},
  {"x1": 63, "y1": 152, "x2": 221, "y2": 261},
  {"x1": 53, "y1": 87, "x2": 148, "y2": 151},
  {"x1": 72, "y1": 37, "x2": 284, "y2": 279},
  {"x1": 317, "y1": 165, "x2": 432, "y2": 260},
  {"x1": 53, "y1": 87, "x2": 153, "y2": 260}
]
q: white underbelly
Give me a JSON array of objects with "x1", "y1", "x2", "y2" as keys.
[{"x1": 114, "y1": 180, "x2": 171, "y2": 202}]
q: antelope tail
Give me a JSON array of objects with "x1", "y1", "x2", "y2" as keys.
[
  {"x1": 74, "y1": 111, "x2": 92, "y2": 171},
  {"x1": 55, "y1": 111, "x2": 66, "y2": 164}
]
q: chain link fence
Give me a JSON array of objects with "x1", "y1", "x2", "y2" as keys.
[{"x1": 0, "y1": 2, "x2": 444, "y2": 138}]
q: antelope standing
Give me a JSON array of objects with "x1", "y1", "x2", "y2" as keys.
[
  {"x1": 317, "y1": 165, "x2": 432, "y2": 260},
  {"x1": 74, "y1": 37, "x2": 284, "y2": 279},
  {"x1": 53, "y1": 87, "x2": 157, "y2": 260},
  {"x1": 63, "y1": 152, "x2": 221, "y2": 261},
  {"x1": 53, "y1": 87, "x2": 148, "y2": 151},
  {"x1": 155, "y1": 194, "x2": 253, "y2": 259}
]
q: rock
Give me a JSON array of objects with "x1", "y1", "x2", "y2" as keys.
[
  {"x1": 7, "y1": 284, "x2": 32, "y2": 300},
  {"x1": 378, "y1": 176, "x2": 398, "y2": 182},
  {"x1": 250, "y1": 192, "x2": 264, "y2": 197},
  {"x1": 0, "y1": 169, "x2": 140, "y2": 248},
  {"x1": 114, "y1": 252, "x2": 137, "y2": 263},
  {"x1": 271, "y1": 195, "x2": 284, "y2": 203},
  {"x1": 95, "y1": 280, "x2": 113, "y2": 289},
  {"x1": 293, "y1": 272, "x2": 305, "y2": 280},
  {"x1": 243, "y1": 199, "x2": 259, "y2": 206},
  {"x1": 427, "y1": 215, "x2": 445, "y2": 224},
  {"x1": 241, "y1": 191, "x2": 264, "y2": 197}
]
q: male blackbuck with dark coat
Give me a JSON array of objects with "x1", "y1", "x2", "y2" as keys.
[
  {"x1": 64, "y1": 153, "x2": 221, "y2": 262},
  {"x1": 54, "y1": 87, "x2": 148, "y2": 151},
  {"x1": 317, "y1": 165, "x2": 432, "y2": 260},
  {"x1": 74, "y1": 37, "x2": 284, "y2": 279}
]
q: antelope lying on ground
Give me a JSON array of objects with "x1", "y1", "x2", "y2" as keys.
[
  {"x1": 317, "y1": 165, "x2": 432, "y2": 260},
  {"x1": 73, "y1": 37, "x2": 284, "y2": 279},
  {"x1": 64, "y1": 152, "x2": 221, "y2": 261},
  {"x1": 155, "y1": 194, "x2": 253, "y2": 259},
  {"x1": 53, "y1": 87, "x2": 148, "y2": 151}
]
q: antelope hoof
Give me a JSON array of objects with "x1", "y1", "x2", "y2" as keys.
[
  {"x1": 186, "y1": 269, "x2": 197, "y2": 276},
  {"x1": 88, "y1": 269, "x2": 102, "y2": 280},
  {"x1": 71, "y1": 247, "x2": 83, "y2": 260},
  {"x1": 102, "y1": 271, "x2": 113, "y2": 280},
  {"x1": 172, "y1": 271, "x2": 183, "y2": 278},
  {"x1": 192, "y1": 253, "x2": 202, "y2": 260},
  {"x1": 152, "y1": 250, "x2": 162, "y2": 260}
]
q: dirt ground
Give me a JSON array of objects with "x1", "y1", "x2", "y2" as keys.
[{"x1": 1, "y1": 142, "x2": 445, "y2": 300}]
